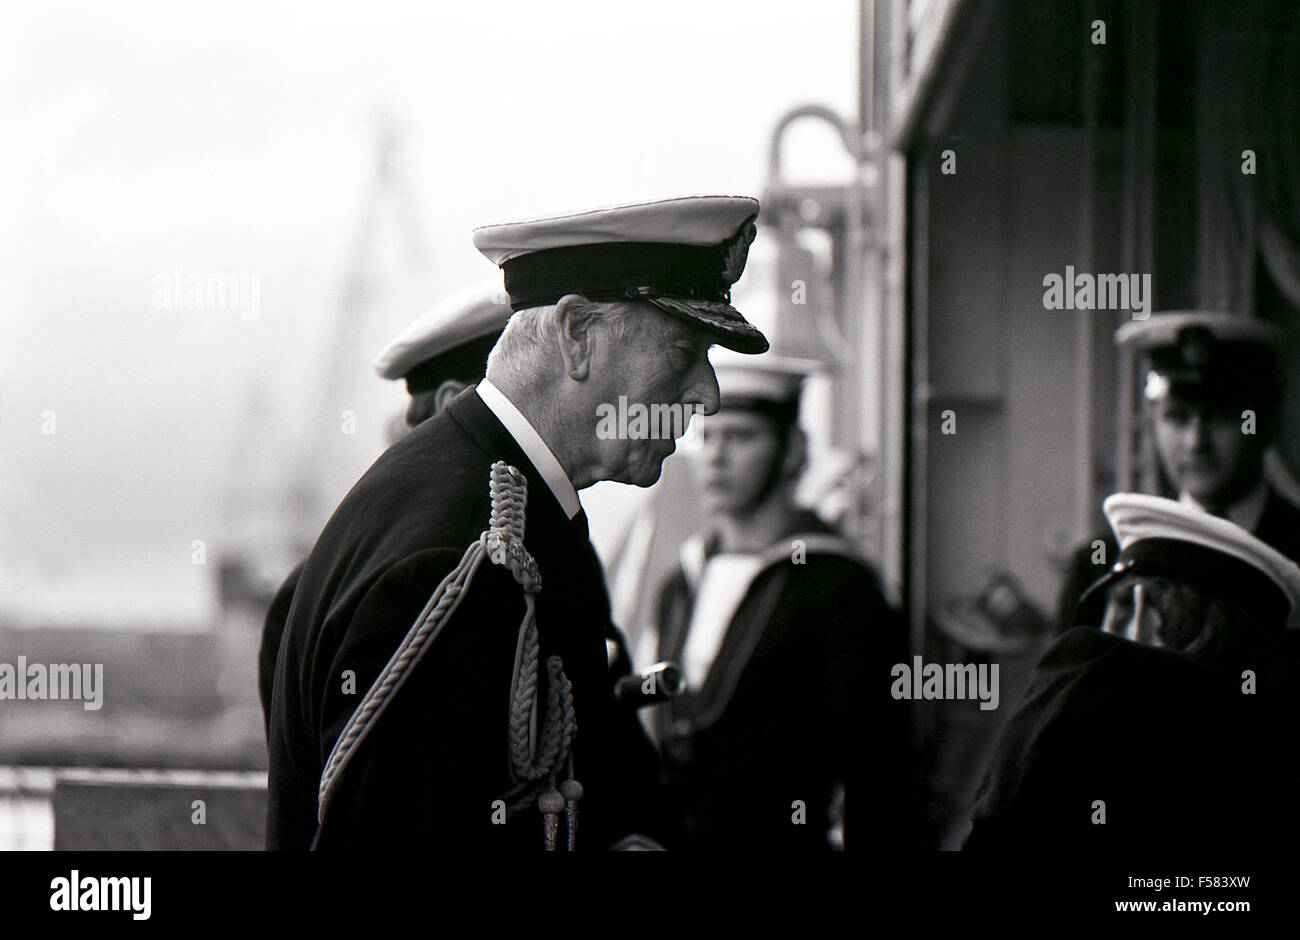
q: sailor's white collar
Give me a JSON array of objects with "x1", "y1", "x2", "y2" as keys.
[{"x1": 475, "y1": 379, "x2": 581, "y2": 520}]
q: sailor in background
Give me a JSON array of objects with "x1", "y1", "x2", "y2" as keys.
[
  {"x1": 258, "y1": 281, "x2": 512, "y2": 736},
  {"x1": 970, "y1": 493, "x2": 1300, "y2": 851},
  {"x1": 266, "y1": 195, "x2": 770, "y2": 851},
  {"x1": 1056, "y1": 311, "x2": 1300, "y2": 629},
  {"x1": 644, "y1": 354, "x2": 912, "y2": 851}
]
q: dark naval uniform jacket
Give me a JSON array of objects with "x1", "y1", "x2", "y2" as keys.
[
  {"x1": 965, "y1": 625, "x2": 1300, "y2": 852},
  {"x1": 260, "y1": 561, "x2": 303, "y2": 738},
  {"x1": 260, "y1": 560, "x2": 637, "y2": 740},
  {"x1": 1055, "y1": 486, "x2": 1300, "y2": 630},
  {"x1": 650, "y1": 512, "x2": 913, "y2": 851},
  {"x1": 266, "y1": 387, "x2": 669, "y2": 851}
]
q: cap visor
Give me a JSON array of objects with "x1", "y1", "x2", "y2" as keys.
[{"x1": 646, "y1": 297, "x2": 769, "y2": 354}]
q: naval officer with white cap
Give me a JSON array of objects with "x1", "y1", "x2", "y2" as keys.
[
  {"x1": 1056, "y1": 310, "x2": 1300, "y2": 630},
  {"x1": 258, "y1": 280, "x2": 514, "y2": 735},
  {"x1": 266, "y1": 194, "x2": 769, "y2": 851},
  {"x1": 970, "y1": 493, "x2": 1300, "y2": 851}
]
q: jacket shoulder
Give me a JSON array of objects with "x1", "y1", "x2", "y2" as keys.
[{"x1": 320, "y1": 412, "x2": 501, "y2": 562}]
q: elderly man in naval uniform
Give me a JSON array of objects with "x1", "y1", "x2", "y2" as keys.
[{"x1": 266, "y1": 195, "x2": 770, "y2": 851}]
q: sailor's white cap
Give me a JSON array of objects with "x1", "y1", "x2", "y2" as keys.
[
  {"x1": 1100, "y1": 492, "x2": 1300, "y2": 621},
  {"x1": 710, "y1": 350, "x2": 823, "y2": 406},
  {"x1": 1115, "y1": 311, "x2": 1286, "y2": 405},
  {"x1": 372, "y1": 280, "x2": 512, "y2": 392},
  {"x1": 1114, "y1": 310, "x2": 1286, "y2": 351}
]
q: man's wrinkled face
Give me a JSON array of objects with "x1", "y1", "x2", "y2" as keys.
[
  {"x1": 593, "y1": 311, "x2": 720, "y2": 487},
  {"x1": 1150, "y1": 394, "x2": 1265, "y2": 507},
  {"x1": 688, "y1": 410, "x2": 787, "y2": 516}
]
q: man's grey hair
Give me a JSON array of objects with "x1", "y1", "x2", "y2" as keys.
[{"x1": 485, "y1": 296, "x2": 676, "y2": 380}]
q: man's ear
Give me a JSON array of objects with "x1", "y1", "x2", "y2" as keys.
[
  {"x1": 555, "y1": 294, "x2": 594, "y2": 381},
  {"x1": 433, "y1": 379, "x2": 470, "y2": 415}
]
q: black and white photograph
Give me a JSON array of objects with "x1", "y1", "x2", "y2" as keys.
[{"x1": 2, "y1": 0, "x2": 1297, "y2": 921}]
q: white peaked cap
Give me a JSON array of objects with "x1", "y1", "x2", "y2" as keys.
[
  {"x1": 471, "y1": 194, "x2": 769, "y2": 354},
  {"x1": 1114, "y1": 310, "x2": 1286, "y2": 350},
  {"x1": 472, "y1": 194, "x2": 761, "y2": 264},
  {"x1": 372, "y1": 279, "x2": 512, "y2": 383},
  {"x1": 1103, "y1": 492, "x2": 1300, "y2": 617},
  {"x1": 709, "y1": 349, "x2": 825, "y2": 404}
]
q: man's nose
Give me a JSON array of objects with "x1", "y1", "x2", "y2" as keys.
[{"x1": 689, "y1": 361, "x2": 721, "y2": 417}]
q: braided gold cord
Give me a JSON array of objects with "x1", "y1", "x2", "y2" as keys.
[
  {"x1": 492, "y1": 462, "x2": 575, "y2": 785},
  {"x1": 315, "y1": 461, "x2": 575, "y2": 839},
  {"x1": 318, "y1": 539, "x2": 487, "y2": 822}
]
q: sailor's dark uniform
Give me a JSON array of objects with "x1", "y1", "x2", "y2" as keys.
[
  {"x1": 975, "y1": 492, "x2": 1300, "y2": 852},
  {"x1": 650, "y1": 511, "x2": 912, "y2": 851},
  {"x1": 965, "y1": 625, "x2": 1300, "y2": 852}
]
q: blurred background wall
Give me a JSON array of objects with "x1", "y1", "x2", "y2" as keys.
[
  {"x1": 892, "y1": 0, "x2": 1300, "y2": 845},
  {"x1": 2, "y1": 0, "x2": 1296, "y2": 851},
  {"x1": 0, "y1": 0, "x2": 864, "y2": 848}
]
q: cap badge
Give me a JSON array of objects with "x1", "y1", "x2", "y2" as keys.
[
  {"x1": 721, "y1": 217, "x2": 758, "y2": 287},
  {"x1": 1143, "y1": 371, "x2": 1170, "y2": 401}
]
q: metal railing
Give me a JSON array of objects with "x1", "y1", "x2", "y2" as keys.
[{"x1": 0, "y1": 766, "x2": 267, "y2": 851}]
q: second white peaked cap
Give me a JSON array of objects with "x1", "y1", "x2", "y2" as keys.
[
  {"x1": 372, "y1": 279, "x2": 513, "y2": 386},
  {"x1": 710, "y1": 350, "x2": 825, "y2": 404},
  {"x1": 1103, "y1": 492, "x2": 1300, "y2": 618},
  {"x1": 471, "y1": 194, "x2": 769, "y2": 354},
  {"x1": 1114, "y1": 310, "x2": 1287, "y2": 350}
]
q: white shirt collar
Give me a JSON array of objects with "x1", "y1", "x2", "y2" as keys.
[
  {"x1": 475, "y1": 379, "x2": 581, "y2": 520},
  {"x1": 1180, "y1": 481, "x2": 1269, "y2": 533}
]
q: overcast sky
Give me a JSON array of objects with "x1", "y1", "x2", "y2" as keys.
[{"x1": 0, "y1": 0, "x2": 858, "y2": 626}]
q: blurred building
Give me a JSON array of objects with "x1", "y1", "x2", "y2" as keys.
[
  {"x1": 628, "y1": 0, "x2": 1300, "y2": 848},
  {"x1": 863, "y1": 0, "x2": 1300, "y2": 845}
]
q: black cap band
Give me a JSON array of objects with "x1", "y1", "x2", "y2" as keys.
[
  {"x1": 501, "y1": 240, "x2": 735, "y2": 311},
  {"x1": 1146, "y1": 331, "x2": 1280, "y2": 403},
  {"x1": 1075, "y1": 537, "x2": 1290, "y2": 627},
  {"x1": 403, "y1": 332, "x2": 500, "y2": 394},
  {"x1": 721, "y1": 395, "x2": 800, "y2": 427}
]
